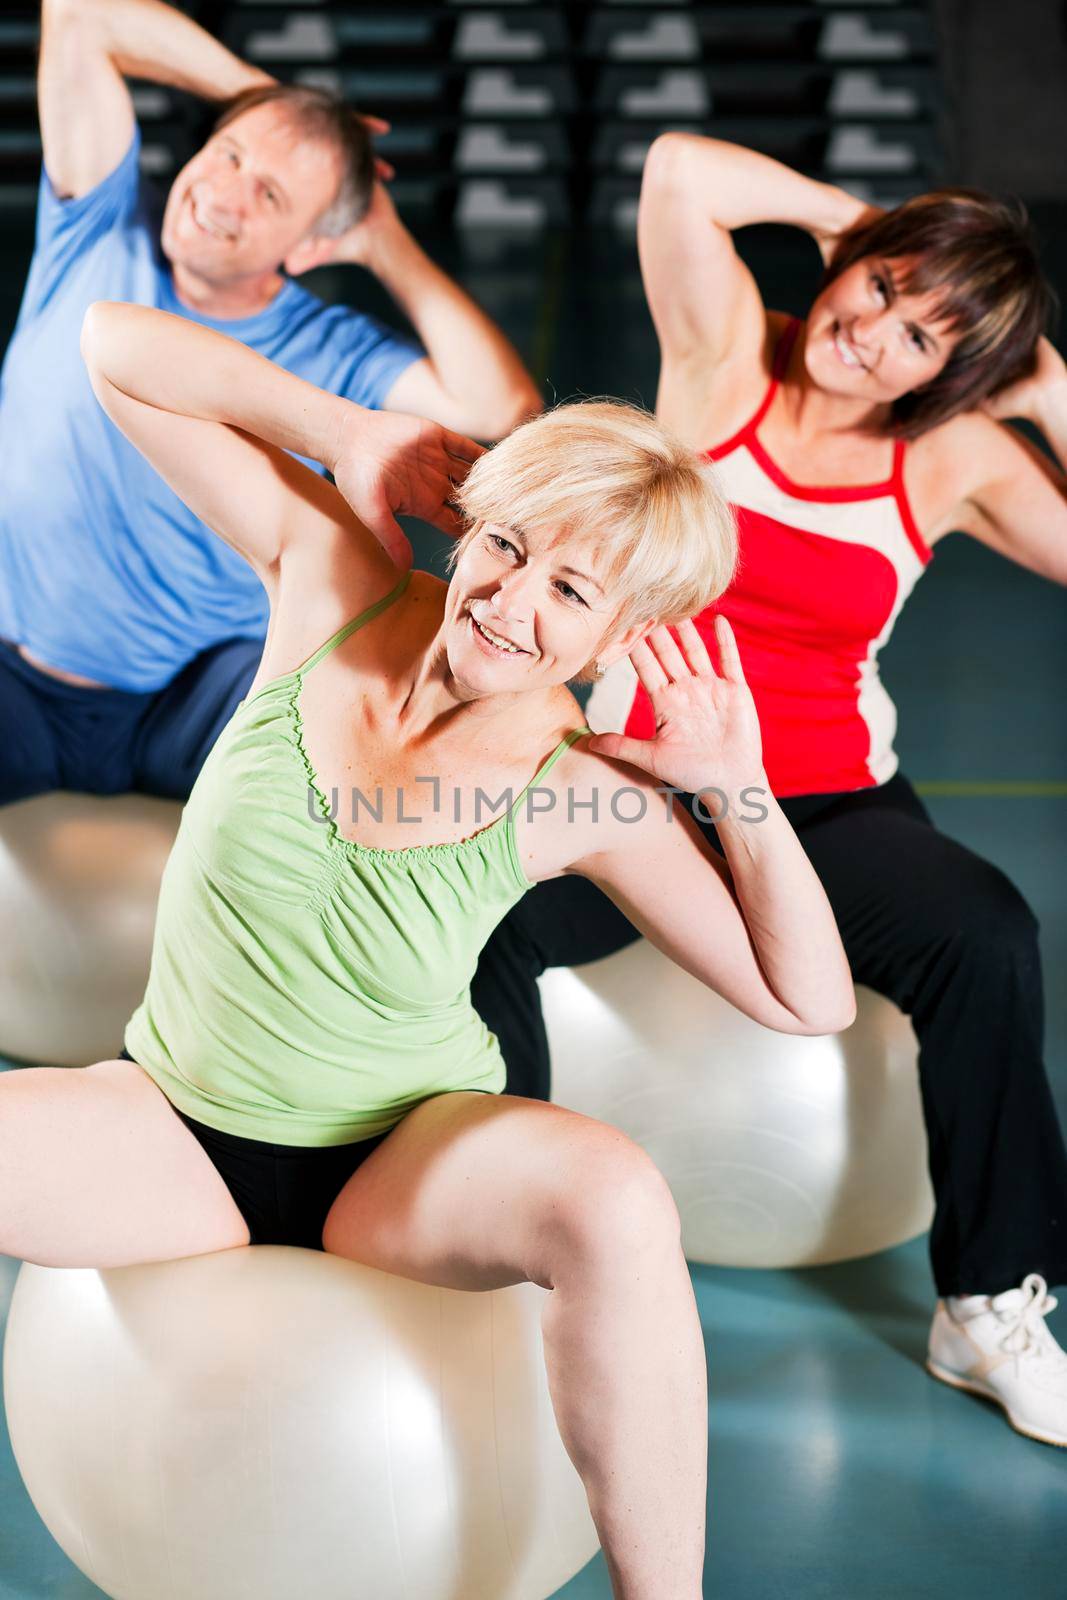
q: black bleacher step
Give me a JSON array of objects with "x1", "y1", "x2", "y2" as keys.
[
  {"x1": 0, "y1": 0, "x2": 945, "y2": 226},
  {"x1": 588, "y1": 5, "x2": 934, "y2": 61},
  {"x1": 287, "y1": 64, "x2": 580, "y2": 118},
  {"x1": 595, "y1": 61, "x2": 935, "y2": 114},
  {"x1": 224, "y1": 4, "x2": 934, "y2": 64},
  {"x1": 594, "y1": 115, "x2": 940, "y2": 168},
  {"x1": 284, "y1": 64, "x2": 937, "y2": 123},
  {"x1": 226, "y1": 5, "x2": 571, "y2": 60}
]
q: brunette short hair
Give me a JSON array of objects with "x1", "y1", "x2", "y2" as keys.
[{"x1": 822, "y1": 189, "x2": 1055, "y2": 437}]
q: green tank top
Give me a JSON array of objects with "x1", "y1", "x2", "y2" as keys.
[{"x1": 126, "y1": 572, "x2": 588, "y2": 1146}]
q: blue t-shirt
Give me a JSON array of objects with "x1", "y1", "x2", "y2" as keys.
[{"x1": 0, "y1": 130, "x2": 423, "y2": 690}]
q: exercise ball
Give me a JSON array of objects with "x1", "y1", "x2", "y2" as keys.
[
  {"x1": 542, "y1": 940, "x2": 933, "y2": 1269},
  {"x1": 3, "y1": 1248, "x2": 598, "y2": 1600},
  {"x1": 0, "y1": 792, "x2": 181, "y2": 1066}
]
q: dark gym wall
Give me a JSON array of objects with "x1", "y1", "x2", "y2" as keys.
[{"x1": 934, "y1": 0, "x2": 1067, "y2": 200}]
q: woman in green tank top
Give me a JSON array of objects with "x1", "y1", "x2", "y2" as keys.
[{"x1": 1, "y1": 300, "x2": 854, "y2": 1598}]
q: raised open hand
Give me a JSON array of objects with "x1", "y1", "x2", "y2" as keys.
[
  {"x1": 330, "y1": 407, "x2": 484, "y2": 568},
  {"x1": 587, "y1": 616, "x2": 765, "y2": 800}
]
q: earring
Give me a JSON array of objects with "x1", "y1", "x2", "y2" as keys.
[{"x1": 593, "y1": 661, "x2": 606, "y2": 679}]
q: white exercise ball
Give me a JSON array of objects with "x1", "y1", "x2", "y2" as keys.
[
  {"x1": 3, "y1": 1248, "x2": 598, "y2": 1600},
  {"x1": 542, "y1": 941, "x2": 933, "y2": 1269},
  {"x1": 0, "y1": 792, "x2": 181, "y2": 1066}
]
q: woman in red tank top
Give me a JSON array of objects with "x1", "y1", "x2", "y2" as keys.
[{"x1": 475, "y1": 138, "x2": 1067, "y2": 1452}]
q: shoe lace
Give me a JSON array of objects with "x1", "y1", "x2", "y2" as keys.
[{"x1": 996, "y1": 1273, "x2": 1064, "y2": 1365}]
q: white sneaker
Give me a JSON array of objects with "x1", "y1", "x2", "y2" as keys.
[{"x1": 927, "y1": 1274, "x2": 1067, "y2": 1448}]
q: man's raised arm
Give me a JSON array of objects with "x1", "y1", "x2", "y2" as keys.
[
  {"x1": 38, "y1": 0, "x2": 273, "y2": 200},
  {"x1": 331, "y1": 181, "x2": 543, "y2": 440}
]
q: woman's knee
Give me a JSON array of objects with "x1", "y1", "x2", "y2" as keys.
[
  {"x1": 550, "y1": 1124, "x2": 682, "y2": 1270},
  {"x1": 947, "y1": 857, "x2": 1040, "y2": 959}
]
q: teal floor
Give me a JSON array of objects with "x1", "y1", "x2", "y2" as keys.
[{"x1": 2, "y1": 220, "x2": 1066, "y2": 1595}]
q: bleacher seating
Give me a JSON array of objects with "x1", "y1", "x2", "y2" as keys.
[{"x1": 0, "y1": 2, "x2": 945, "y2": 227}]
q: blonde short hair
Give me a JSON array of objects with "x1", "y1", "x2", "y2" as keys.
[{"x1": 451, "y1": 401, "x2": 736, "y2": 659}]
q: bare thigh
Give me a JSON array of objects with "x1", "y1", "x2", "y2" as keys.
[
  {"x1": 322, "y1": 1091, "x2": 676, "y2": 1290},
  {"x1": 0, "y1": 1060, "x2": 250, "y2": 1268}
]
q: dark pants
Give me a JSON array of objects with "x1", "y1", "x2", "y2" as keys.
[
  {"x1": 473, "y1": 773, "x2": 1067, "y2": 1297},
  {"x1": 0, "y1": 635, "x2": 262, "y2": 804}
]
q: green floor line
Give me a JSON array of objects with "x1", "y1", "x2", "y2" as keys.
[{"x1": 915, "y1": 781, "x2": 1067, "y2": 797}]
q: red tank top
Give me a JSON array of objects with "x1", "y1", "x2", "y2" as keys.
[{"x1": 588, "y1": 319, "x2": 934, "y2": 797}]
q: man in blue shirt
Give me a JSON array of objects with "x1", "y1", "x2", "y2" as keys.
[{"x1": 0, "y1": 0, "x2": 540, "y2": 804}]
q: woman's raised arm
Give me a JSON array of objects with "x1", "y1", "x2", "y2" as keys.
[
  {"x1": 950, "y1": 337, "x2": 1067, "y2": 584},
  {"x1": 638, "y1": 134, "x2": 869, "y2": 368},
  {"x1": 565, "y1": 618, "x2": 856, "y2": 1037},
  {"x1": 80, "y1": 301, "x2": 482, "y2": 581},
  {"x1": 575, "y1": 798, "x2": 856, "y2": 1038}
]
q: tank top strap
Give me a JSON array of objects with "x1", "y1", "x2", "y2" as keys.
[
  {"x1": 300, "y1": 570, "x2": 412, "y2": 676},
  {"x1": 888, "y1": 435, "x2": 932, "y2": 564},
  {"x1": 514, "y1": 727, "x2": 590, "y2": 806},
  {"x1": 707, "y1": 316, "x2": 801, "y2": 461}
]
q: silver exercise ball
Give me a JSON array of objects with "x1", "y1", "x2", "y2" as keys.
[
  {"x1": 3, "y1": 1248, "x2": 599, "y2": 1600},
  {"x1": 0, "y1": 792, "x2": 181, "y2": 1065},
  {"x1": 542, "y1": 940, "x2": 933, "y2": 1269}
]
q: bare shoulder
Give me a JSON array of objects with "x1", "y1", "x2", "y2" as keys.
[
  {"x1": 527, "y1": 684, "x2": 592, "y2": 771},
  {"x1": 404, "y1": 567, "x2": 450, "y2": 614},
  {"x1": 518, "y1": 735, "x2": 672, "y2": 882},
  {"x1": 657, "y1": 308, "x2": 791, "y2": 450},
  {"x1": 255, "y1": 565, "x2": 446, "y2": 690},
  {"x1": 566, "y1": 738, "x2": 656, "y2": 800},
  {"x1": 332, "y1": 565, "x2": 449, "y2": 652},
  {"x1": 906, "y1": 411, "x2": 1025, "y2": 544}
]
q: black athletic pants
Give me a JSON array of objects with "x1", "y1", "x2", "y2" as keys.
[{"x1": 472, "y1": 773, "x2": 1067, "y2": 1297}]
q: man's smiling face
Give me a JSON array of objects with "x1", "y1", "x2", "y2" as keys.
[{"x1": 160, "y1": 102, "x2": 343, "y2": 285}]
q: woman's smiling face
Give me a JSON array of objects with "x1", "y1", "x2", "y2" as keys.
[
  {"x1": 443, "y1": 522, "x2": 645, "y2": 696},
  {"x1": 806, "y1": 255, "x2": 960, "y2": 404}
]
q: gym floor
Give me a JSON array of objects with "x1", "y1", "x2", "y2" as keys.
[{"x1": 1, "y1": 217, "x2": 1065, "y2": 1598}]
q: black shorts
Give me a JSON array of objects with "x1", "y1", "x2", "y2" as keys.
[{"x1": 119, "y1": 1050, "x2": 388, "y2": 1249}]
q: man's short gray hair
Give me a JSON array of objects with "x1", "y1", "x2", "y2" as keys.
[{"x1": 212, "y1": 84, "x2": 375, "y2": 235}]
